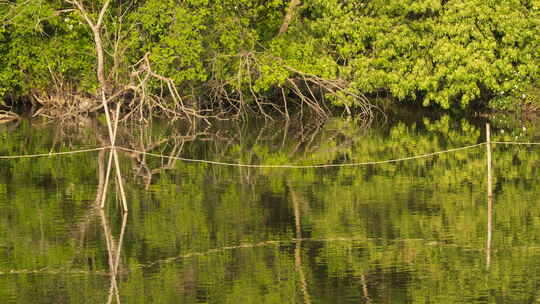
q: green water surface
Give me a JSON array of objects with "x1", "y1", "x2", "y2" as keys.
[{"x1": 1, "y1": 113, "x2": 540, "y2": 303}]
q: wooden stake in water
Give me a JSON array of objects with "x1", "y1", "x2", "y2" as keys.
[
  {"x1": 486, "y1": 123, "x2": 493, "y2": 198},
  {"x1": 100, "y1": 89, "x2": 128, "y2": 212},
  {"x1": 100, "y1": 102, "x2": 119, "y2": 209}
]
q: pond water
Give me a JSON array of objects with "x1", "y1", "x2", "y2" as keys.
[{"x1": 1, "y1": 112, "x2": 540, "y2": 303}]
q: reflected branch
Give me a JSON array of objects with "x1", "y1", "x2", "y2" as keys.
[
  {"x1": 95, "y1": 149, "x2": 107, "y2": 205},
  {"x1": 115, "y1": 123, "x2": 211, "y2": 189},
  {"x1": 99, "y1": 210, "x2": 128, "y2": 304},
  {"x1": 360, "y1": 274, "x2": 373, "y2": 303}
]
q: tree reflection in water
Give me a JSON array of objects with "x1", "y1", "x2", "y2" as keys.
[{"x1": 1, "y1": 114, "x2": 540, "y2": 303}]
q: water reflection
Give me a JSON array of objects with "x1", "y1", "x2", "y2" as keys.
[
  {"x1": 0, "y1": 114, "x2": 540, "y2": 303},
  {"x1": 99, "y1": 210, "x2": 127, "y2": 304},
  {"x1": 486, "y1": 195, "x2": 493, "y2": 271},
  {"x1": 360, "y1": 274, "x2": 372, "y2": 303},
  {"x1": 289, "y1": 180, "x2": 311, "y2": 304}
]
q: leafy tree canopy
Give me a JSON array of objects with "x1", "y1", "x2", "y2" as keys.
[{"x1": 0, "y1": 0, "x2": 539, "y2": 115}]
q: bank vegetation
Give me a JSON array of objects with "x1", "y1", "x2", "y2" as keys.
[{"x1": 1, "y1": 0, "x2": 539, "y2": 122}]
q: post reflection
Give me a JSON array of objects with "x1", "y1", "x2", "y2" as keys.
[
  {"x1": 289, "y1": 181, "x2": 312, "y2": 304},
  {"x1": 486, "y1": 194, "x2": 493, "y2": 271},
  {"x1": 99, "y1": 210, "x2": 128, "y2": 304}
]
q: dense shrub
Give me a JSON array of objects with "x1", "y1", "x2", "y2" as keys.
[{"x1": 0, "y1": 0, "x2": 538, "y2": 112}]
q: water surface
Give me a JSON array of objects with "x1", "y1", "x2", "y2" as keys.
[{"x1": 1, "y1": 114, "x2": 540, "y2": 303}]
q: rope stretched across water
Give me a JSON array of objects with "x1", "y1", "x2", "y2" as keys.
[
  {"x1": 492, "y1": 141, "x2": 540, "y2": 145},
  {"x1": 0, "y1": 140, "x2": 538, "y2": 164},
  {"x1": 117, "y1": 143, "x2": 487, "y2": 169},
  {"x1": 0, "y1": 147, "x2": 106, "y2": 159}
]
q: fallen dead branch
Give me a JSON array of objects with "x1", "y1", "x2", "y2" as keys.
[{"x1": 0, "y1": 110, "x2": 20, "y2": 124}]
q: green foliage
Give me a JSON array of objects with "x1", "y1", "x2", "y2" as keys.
[
  {"x1": 306, "y1": 0, "x2": 540, "y2": 109},
  {"x1": 129, "y1": 1, "x2": 208, "y2": 85},
  {"x1": 0, "y1": 1, "x2": 96, "y2": 100},
  {"x1": 0, "y1": 0, "x2": 539, "y2": 111}
]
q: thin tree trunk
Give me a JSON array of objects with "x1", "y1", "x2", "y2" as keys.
[
  {"x1": 278, "y1": 0, "x2": 301, "y2": 35},
  {"x1": 68, "y1": 0, "x2": 111, "y2": 92},
  {"x1": 93, "y1": 30, "x2": 108, "y2": 92}
]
